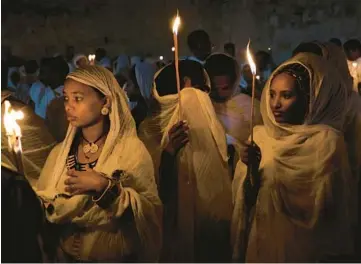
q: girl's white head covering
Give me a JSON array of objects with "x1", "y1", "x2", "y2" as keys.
[
  {"x1": 135, "y1": 61, "x2": 156, "y2": 102},
  {"x1": 72, "y1": 54, "x2": 88, "y2": 68},
  {"x1": 131, "y1": 56, "x2": 142, "y2": 66},
  {"x1": 139, "y1": 64, "x2": 233, "y2": 221}
]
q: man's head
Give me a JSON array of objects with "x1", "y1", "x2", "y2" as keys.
[
  {"x1": 24, "y1": 60, "x2": 39, "y2": 75},
  {"x1": 205, "y1": 53, "x2": 238, "y2": 102},
  {"x1": 255, "y1": 51, "x2": 273, "y2": 71},
  {"x1": 155, "y1": 60, "x2": 210, "y2": 96},
  {"x1": 41, "y1": 57, "x2": 69, "y2": 89},
  {"x1": 329, "y1": 38, "x2": 342, "y2": 47},
  {"x1": 95, "y1": 48, "x2": 107, "y2": 61},
  {"x1": 187, "y1": 30, "x2": 212, "y2": 62},
  {"x1": 343, "y1": 39, "x2": 361, "y2": 61},
  {"x1": 224, "y1": 42, "x2": 235, "y2": 57}
]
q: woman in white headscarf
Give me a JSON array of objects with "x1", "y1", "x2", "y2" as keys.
[
  {"x1": 139, "y1": 60, "x2": 233, "y2": 262},
  {"x1": 72, "y1": 54, "x2": 89, "y2": 70},
  {"x1": 124, "y1": 61, "x2": 156, "y2": 128},
  {"x1": 35, "y1": 65, "x2": 162, "y2": 262},
  {"x1": 231, "y1": 52, "x2": 356, "y2": 262}
]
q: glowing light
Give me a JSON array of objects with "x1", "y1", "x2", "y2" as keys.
[
  {"x1": 159, "y1": 56, "x2": 164, "y2": 60},
  {"x1": 172, "y1": 11, "x2": 181, "y2": 35},
  {"x1": 172, "y1": 47, "x2": 175, "y2": 52},
  {"x1": 246, "y1": 40, "x2": 257, "y2": 75}
]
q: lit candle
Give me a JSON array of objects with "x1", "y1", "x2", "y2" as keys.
[
  {"x1": 88, "y1": 54, "x2": 96, "y2": 65},
  {"x1": 172, "y1": 10, "x2": 182, "y2": 119},
  {"x1": 352, "y1": 62, "x2": 359, "y2": 92},
  {"x1": 246, "y1": 40, "x2": 257, "y2": 143},
  {"x1": 3, "y1": 100, "x2": 25, "y2": 175}
]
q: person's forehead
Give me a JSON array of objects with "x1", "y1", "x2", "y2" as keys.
[{"x1": 64, "y1": 79, "x2": 91, "y2": 92}]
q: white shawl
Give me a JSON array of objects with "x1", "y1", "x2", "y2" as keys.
[{"x1": 139, "y1": 67, "x2": 232, "y2": 221}]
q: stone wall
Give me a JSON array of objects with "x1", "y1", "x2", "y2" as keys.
[{"x1": 2, "y1": 0, "x2": 361, "y2": 63}]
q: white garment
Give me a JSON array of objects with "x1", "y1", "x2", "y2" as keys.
[
  {"x1": 98, "y1": 57, "x2": 112, "y2": 69},
  {"x1": 186, "y1": 55, "x2": 205, "y2": 65},
  {"x1": 135, "y1": 61, "x2": 156, "y2": 103},
  {"x1": 113, "y1": 54, "x2": 130, "y2": 75},
  {"x1": 67, "y1": 62, "x2": 75, "y2": 74},
  {"x1": 29, "y1": 81, "x2": 63, "y2": 119},
  {"x1": 131, "y1": 56, "x2": 142, "y2": 67},
  {"x1": 7, "y1": 67, "x2": 19, "y2": 91}
]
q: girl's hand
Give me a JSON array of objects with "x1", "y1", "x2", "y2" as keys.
[
  {"x1": 64, "y1": 167, "x2": 109, "y2": 195},
  {"x1": 241, "y1": 140, "x2": 261, "y2": 169},
  {"x1": 164, "y1": 120, "x2": 190, "y2": 156}
]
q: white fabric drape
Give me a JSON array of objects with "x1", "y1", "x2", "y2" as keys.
[
  {"x1": 135, "y1": 61, "x2": 156, "y2": 104},
  {"x1": 139, "y1": 66, "x2": 232, "y2": 261}
]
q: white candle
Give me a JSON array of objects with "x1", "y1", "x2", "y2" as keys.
[
  {"x1": 352, "y1": 62, "x2": 359, "y2": 92},
  {"x1": 172, "y1": 11, "x2": 182, "y2": 119}
]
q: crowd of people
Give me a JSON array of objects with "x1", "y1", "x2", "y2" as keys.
[{"x1": 1, "y1": 30, "x2": 361, "y2": 263}]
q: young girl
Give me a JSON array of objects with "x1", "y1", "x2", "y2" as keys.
[
  {"x1": 35, "y1": 65, "x2": 161, "y2": 262},
  {"x1": 232, "y1": 53, "x2": 355, "y2": 262}
]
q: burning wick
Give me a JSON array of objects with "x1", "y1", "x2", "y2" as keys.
[
  {"x1": 3, "y1": 100, "x2": 25, "y2": 174},
  {"x1": 256, "y1": 75, "x2": 260, "y2": 80},
  {"x1": 88, "y1": 54, "x2": 96, "y2": 65},
  {"x1": 172, "y1": 10, "x2": 182, "y2": 119},
  {"x1": 159, "y1": 56, "x2": 164, "y2": 61},
  {"x1": 172, "y1": 47, "x2": 175, "y2": 52}
]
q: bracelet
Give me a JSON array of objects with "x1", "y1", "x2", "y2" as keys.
[{"x1": 92, "y1": 179, "x2": 121, "y2": 209}]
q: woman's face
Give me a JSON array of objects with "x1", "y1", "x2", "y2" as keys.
[
  {"x1": 63, "y1": 79, "x2": 108, "y2": 128},
  {"x1": 77, "y1": 57, "x2": 88, "y2": 68},
  {"x1": 269, "y1": 73, "x2": 308, "y2": 124}
]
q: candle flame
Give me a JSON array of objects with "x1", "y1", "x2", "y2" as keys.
[
  {"x1": 246, "y1": 40, "x2": 257, "y2": 75},
  {"x1": 4, "y1": 100, "x2": 24, "y2": 137},
  {"x1": 88, "y1": 54, "x2": 96, "y2": 61},
  {"x1": 172, "y1": 11, "x2": 181, "y2": 35},
  {"x1": 352, "y1": 62, "x2": 358, "y2": 68}
]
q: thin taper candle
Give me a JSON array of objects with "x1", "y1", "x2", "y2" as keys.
[{"x1": 172, "y1": 11, "x2": 182, "y2": 119}]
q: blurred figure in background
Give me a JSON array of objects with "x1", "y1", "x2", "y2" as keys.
[
  {"x1": 329, "y1": 37, "x2": 342, "y2": 47},
  {"x1": 96, "y1": 48, "x2": 112, "y2": 71},
  {"x1": 187, "y1": 29, "x2": 212, "y2": 65},
  {"x1": 224, "y1": 42, "x2": 236, "y2": 58}
]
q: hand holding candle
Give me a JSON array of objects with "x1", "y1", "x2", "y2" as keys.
[
  {"x1": 3, "y1": 100, "x2": 25, "y2": 175},
  {"x1": 172, "y1": 10, "x2": 182, "y2": 119}
]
